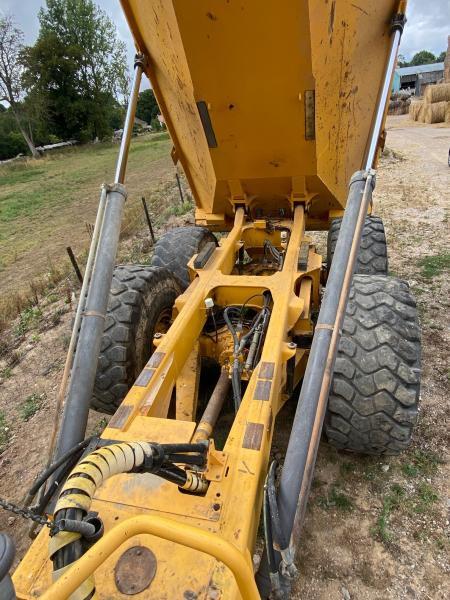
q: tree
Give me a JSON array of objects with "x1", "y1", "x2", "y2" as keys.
[
  {"x1": 437, "y1": 51, "x2": 446, "y2": 63},
  {"x1": 397, "y1": 54, "x2": 409, "y2": 68},
  {"x1": 409, "y1": 50, "x2": 436, "y2": 67},
  {"x1": 0, "y1": 16, "x2": 39, "y2": 157},
  {"x1": 23, "y1": 0, "x2": 129, "y2": 141},
  {"x1": 136, "y1": 89, "x2": 160, "y2": 125}
]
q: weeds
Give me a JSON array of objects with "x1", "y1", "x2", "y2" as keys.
[
  {"x1": 373, "y1": 483, "x2": 405, "y2": 543},
  {"x1": 14, "y1": 306, "x2": 43, "y2": 337},
  {"x1": 92, "y1": 417, "x2": 108, "y2": 436},
  {"x1": 417, "y1": 253, "x2": 450, "y2": 278},
  {"x1": 0, "y1": 367, "x2": 12, "y2": 379},
  {"x1": 413, "y1": 483, "x2": 438, "y2": 514},
  {"x1": 0, "y1": 411, "x2": 10, "y2": 452},
  {"x1": 19, "y1": 392, "x2": 46, "y2": 421},
  {"x1": 339, "y1": 461, "x2": 357, "y2": 477},
  {"x1": 318, "y1": 485, "x2": 353, "y2": 512},
  {"x1": 402, "y1": 449, "x2": 441, "y2": 478},
  {"x1": 167, "y1": 200, "x2": 193, "y2": 217}
]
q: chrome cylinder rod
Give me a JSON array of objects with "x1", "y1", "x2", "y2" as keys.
[
  {"x1": 114, "y1": 55, "x2": 146, "y2": 184},
  {"x1": 55, "y1": 56, "x2": 145, "y2": 460},
  {"x1": 364, "y1": 22, "x2": 404, "y2": 170}
]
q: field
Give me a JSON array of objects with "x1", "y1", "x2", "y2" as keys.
[
  {"x1": 0, "y1": 133, "x2": 178, "y2": 324},
  {"x1": 0, "y1": 117, "x2": 449, "y2": 598}
]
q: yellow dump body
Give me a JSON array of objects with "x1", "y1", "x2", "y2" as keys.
[{"x1": 121, "y1": 0, "x2": 397, "y2": 228}]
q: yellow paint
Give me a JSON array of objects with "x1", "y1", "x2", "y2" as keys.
[
  {"x1": 13, "y1": 1, "x2": 406, "y2": 597},
  {"x1": 120, "y1": 0, "x2": 400, "y2": 229}
]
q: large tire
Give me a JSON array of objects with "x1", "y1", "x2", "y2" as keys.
[
  {"x1": 91, "y1": 265, "x2": 181, "y2": 414},
  {"x1": 327, "y1": 216, "x2": 388, "y2": 275},
  {"x1": 151, "y1": 226, "x2": 217, "y2": 289},
  {"x1": 325, "y1": 274, "x2": 421, "y2": 455}
]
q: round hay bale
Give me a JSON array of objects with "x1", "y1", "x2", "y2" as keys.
[
  {"x1": 423, "y1": 101, "x2": 447, "y2": 124},
  {"x1": 417, "y1": 103, "x2": 426, "y2": 122},
  {"x1": 424, "y1": 83, "x2": 450, "y2": 104},
  {"x1": 409, "y1": 101, "x2": 422, "y2": 121},
  {"x1": 445, "y1": 101, "x2": 450, "y2": 124}
]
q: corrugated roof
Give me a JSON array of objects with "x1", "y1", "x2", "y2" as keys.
[{"x1": 396, "y1": 62, "x2": 444, "y2": 77}]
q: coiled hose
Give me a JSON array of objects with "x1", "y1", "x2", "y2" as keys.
[{"x1": 50, "y1": 441, "x2": 207, "y2": 599}]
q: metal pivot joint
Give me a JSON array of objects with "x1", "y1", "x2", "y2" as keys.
[{"x1": 391, "y1": 13, "x2": 407, "y2": 34}]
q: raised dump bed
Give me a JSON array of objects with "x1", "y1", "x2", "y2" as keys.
[{"x1": 121, "y1": 0, "x2": 399, "y2": 227}]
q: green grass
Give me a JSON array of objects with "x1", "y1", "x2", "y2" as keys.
[
  {"x1": 14, "y1": 306, "x2": 43, "y2": 337},
  {"x1": 0, "y1": 411, "x2": 10, "y2": 452},
  {"x1": 401, "y1": 449, "x2": 441, "y2": 478},
  {"x1": 413, "y1": 483, "x2": 439, "y2": 514},
  {"x1": 19, "y1": 392, "x2": 46, "y2": 421},
  {"x1": 373, "y1": 483, "x2": 405, "y2": 543},
  {"x1": 0, "y1": 367, "x2": 12, "y2": 379},
  {"x1": 0, "y1": 133, "x2": 173, "y2": 326},
  {"x1": 318, "y1": 485, "x2": 353, "y2": 512},
  {"x1": 373, "y1": 481, "x2": 439, "y2": 544},
  {"x1": 417, "y1": 253, "x2": 450, "y2": 278},
  {"x1": 0, "y1": 134, "x2": 171, "y2": 264},
  {"x1": 339, "y1": 461, "x2": 357, "y2": 477}
]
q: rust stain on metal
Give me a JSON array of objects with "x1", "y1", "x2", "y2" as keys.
[
  {"x1": 134, "y1": 369, "x2": 155, "y2": 387},
  {"x1": 242, "y1": 422, "x2": 264, "y2": 451},
  {"x1": 254, "y1": 380, "x2": 271, "y2": 401},
  {"x1": 259, "y1": 361, "x2": 274, "y2": 379},
  {"x1": 147, "y1": 351, "x2": 165, "y2": 368},
  {"x1": 114, "y1": 545, "x2": 157, "y2": 595},
  {"x1": 108, "y1": 404, "x2": 133, "y2": 429}
]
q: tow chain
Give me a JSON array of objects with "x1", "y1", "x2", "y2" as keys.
[{"x1": 0, "y1": 496, "x2": 54, "y2": 532}]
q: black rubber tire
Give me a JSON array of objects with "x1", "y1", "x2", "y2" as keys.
[
  {"x1": 327, "y1": 216, "x2": 388, "y2": 275},
  {"x1": 325, "y1": 274, "x2": 421, "y2": 455},
  {"x1": 91, "y1": 265, "x2": 181, "y2": 414},
  {"x1": 151, "y1": 226, "x2": 217, "y2": 289}
]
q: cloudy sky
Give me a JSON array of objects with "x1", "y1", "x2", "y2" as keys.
[{"x1": 1, "y1": 0, "x2": 448, "y2": 68}]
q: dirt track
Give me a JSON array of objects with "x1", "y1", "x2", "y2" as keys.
[{"x1": 0, "y1": 116, "x2": 448, "y2": 598}]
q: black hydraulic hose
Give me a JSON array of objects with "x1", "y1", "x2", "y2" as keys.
[
  {"x1": 225, "y1": 303, "x2": 271, "y2": 410},
  {"x1": 165, "y1": 453, "x2": 206, "y2": 466},
  {"x1": 263, "y1": 482, "x2": 277, "y2": 574},
  {"x1": 161, "y1": 443, "x2": 207, "y2": 454},
  {"x1": 26, "y1": 437, "x2": 94, "y2": 503},
  {"x1": 157, "y1": 465, "x2": 188, "y2": 486},
  {"x1": 266, "y1": 462, "x2": 288, "y2": 553},
  {"x1": 33, "y1": 453, "x2": 84, "y2": 517}
]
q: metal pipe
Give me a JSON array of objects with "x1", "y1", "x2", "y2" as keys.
[
  {"x1": 193, "y1": 370, "x2": 231, "y2": 442},
  {"x1": 32, "y1": 185, "x2": 108, "y2": 522},
  {"x1": 54, "y1": 56, "x2": 144, "y2": 460},
  {"x1": 114, "y1": 55, "x2": 145, "y2": 184},
  {"x1": 364, "y1": 13, "x2": 405, "y2": 170}
]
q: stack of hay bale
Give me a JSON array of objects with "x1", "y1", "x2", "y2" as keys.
[
  {"x1": 388, "y1": 90, "x2": 411, "y2": 115},
  {"x1": 409, "y1": 83, "x2": 450, "y2": 124}
]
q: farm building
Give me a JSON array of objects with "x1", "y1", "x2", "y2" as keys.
[{"x1": 392, "y1": 62, "x2": 444, "y2": 95}]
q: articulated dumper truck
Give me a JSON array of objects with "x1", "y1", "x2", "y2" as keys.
[{"x1": 3, "y1": 1, "x2": 421, "y2": 598}]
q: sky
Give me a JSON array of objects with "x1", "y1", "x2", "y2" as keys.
[{"x1": 0, "y1": 0, "x2": 448, "y2": 72}]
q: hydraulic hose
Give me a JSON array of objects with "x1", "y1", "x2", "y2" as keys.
[{"x1": 50, "y1": 442, "x2": 208, "y2": 599}]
